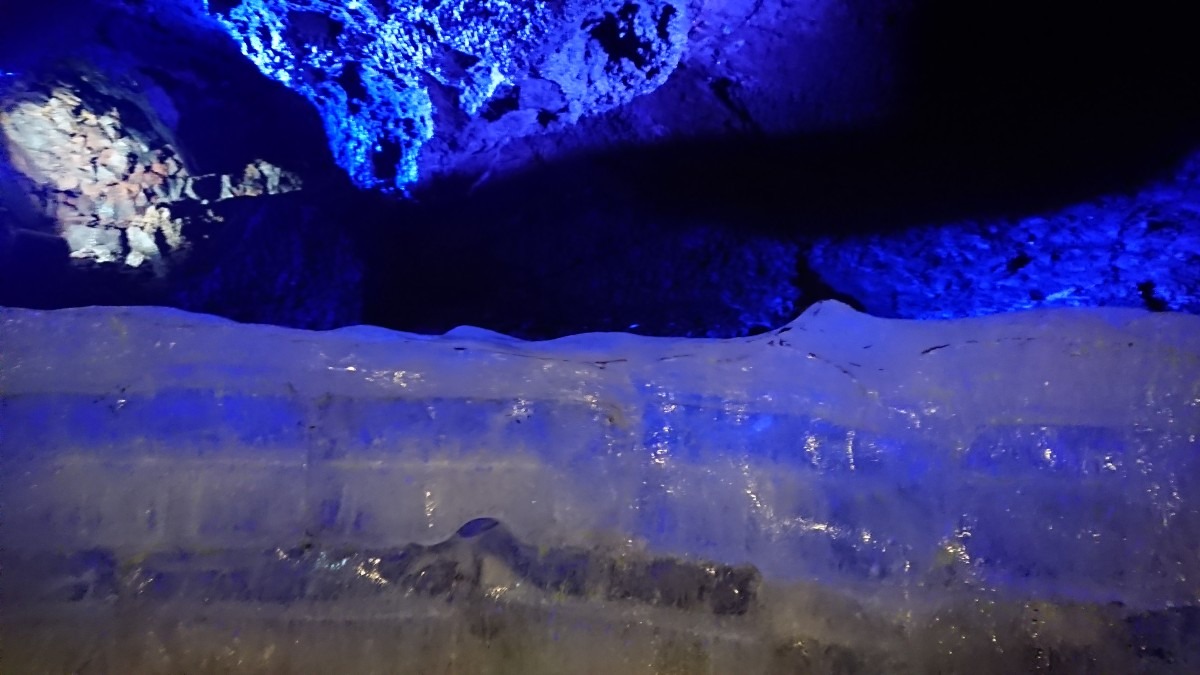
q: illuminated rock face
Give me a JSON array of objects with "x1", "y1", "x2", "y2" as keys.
[
  {"x1": 2, "y1": 0, "x2": 1199, "y2": 340},
  {"x1": 0, "y1": 83, "x2": 302, "y2": 273},
  {"x1": 2, "y1": 302, "x2": 1198, "y2": 670},
  {"x1": 0, "y1": 3, "x2": 345, "y2": 322},
  {"x1": 209, "y1": 0, "x2": 689, "y2": 191}
]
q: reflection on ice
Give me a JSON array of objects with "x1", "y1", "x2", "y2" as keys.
[{"x1": 2, "y1": 301, "x2": 1199, "y2": 670}]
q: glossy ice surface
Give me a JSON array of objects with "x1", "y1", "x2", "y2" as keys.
[{"x1": 2, "y1": 301, "x2": 1198, "y2": 671}]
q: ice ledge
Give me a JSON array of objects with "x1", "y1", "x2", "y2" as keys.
[
  {"x1": 2, "y1": 302, "x2": 1199, "y2": 610},
  {"x1": 4, "y1": 300, "x2": 1196, "y2": 431}
]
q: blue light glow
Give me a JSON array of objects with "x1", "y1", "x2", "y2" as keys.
[
  {"x1": 207, "y1": 0, "x2": 554, "y2": 191},
  {"x1": 807, "y1": 159, "x2": 1200, "y2": 319},
  {"x1": 207, "y1": 0, "x2": 686, "y2": 192}
]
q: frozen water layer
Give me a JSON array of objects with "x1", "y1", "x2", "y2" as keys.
[{"x1": 1, "y1": 301, "x2": 1198, "y2": 615}]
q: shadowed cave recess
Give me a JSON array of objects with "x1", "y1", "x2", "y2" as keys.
[
  {"x1": 1, "y1": 0, "x2": 1198, "y2": 337},
  {"x1": 3, "y1": 1, "x2": 1200, "y2": 673}
]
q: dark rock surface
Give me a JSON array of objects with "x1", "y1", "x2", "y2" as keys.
[
  {"x1": 2, "y1": 0, "x2": 1200, "y2": 337},
  {"x1": 211, "y1": 0, "x2": 693, "y2": 192}
]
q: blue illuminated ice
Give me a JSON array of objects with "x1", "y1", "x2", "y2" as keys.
[{"x1": 2, "y1": 301, "x2": 1198, "y2": 613}]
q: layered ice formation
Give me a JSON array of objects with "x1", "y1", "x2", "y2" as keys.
[{"x1": 2, "y1": 302, "x2": 1199, "y2": 671}]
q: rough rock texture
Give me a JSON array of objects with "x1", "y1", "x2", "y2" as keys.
[
  {"x1": 168, "y1": 194, "x2": 365, "y2": 329},
  {"x1": 2, "y1": 302, "x2": 1199, "y2": 670},
  {"x1": 2, "y1": 0, "x2": 1200, "y2": 338},
  {"x1": 1, "y1": 79, "x2": 301, "y2": 274},
  {"x1": 212, "y1": 0, "x2": 690, "y2": 191},
  {"x1": 808, "y1": 152, "x2": 1200, "y2": 319},
  {"x1": 207, "y1": 0, "x2": 914, "y2": 193},
  {"x1": 0, "y1": 11, "x2": 363, "y2": 330},
  {"x1": 4, "y1": 0, "x2": 335, "y2": 168}
]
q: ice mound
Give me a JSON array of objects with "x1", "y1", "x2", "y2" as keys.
[{"x1": 2, "y1": 302, "x2": 1198, "y2": 671}]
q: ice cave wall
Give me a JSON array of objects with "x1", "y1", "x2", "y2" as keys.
[
  {"x1": 2, "y1": 302, "x2": 1200, "y2": 670},
  {"x1": 3, "y1": 301, "x2": 1199, "y2": 605}
]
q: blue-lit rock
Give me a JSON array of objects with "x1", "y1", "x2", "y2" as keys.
[
  {"x1": 208, "y1": 0, "x2": 688, "y2": 191},
  {"x1": 807, "y1": 152, "x2": 1200, "y2": 320},
  {"x1": 4, "y1": 0, "x2": 1199, "y2": 345}
]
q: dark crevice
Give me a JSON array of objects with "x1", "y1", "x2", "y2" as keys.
[
  {"x1": 190, "y1": 174, "x2": 223, "y2": 202},
  {"x1": 336, "y1": 62, "x2": 368, "y2": 102},
  {"x1": 371, "y1": 137, "x2": 402, "y2": 184},
  {"x1": 1006, "y1": 252, "x2": 1033, "y2": 274},
  {"x1": 368, "y1": 0, "x2": 394, "y2": 19},
  {"x1": 655, "y1": 4, "x2": 677, "y2": 41},
  {"x1": 286, "y1": 11, "x2": 344, "y2": 51},
  {"x1": 587, "y1": 4, "x2": 651, "y2": 70},
  {"x1": 412, "y1": 20, "x2": 440, "y2": 42},
  {"x1": 709, "y1": 77, "x2": 760, "y2": 133},
  {"x1": 207, "y1": 0, "x2": 241, "y2": 15},
  {"x1": 480, "y1": 86, "x2": 519, "y2": 121},
  {"x1": 1137, "y1": 281, "x2": 1169, "y2": 312}
]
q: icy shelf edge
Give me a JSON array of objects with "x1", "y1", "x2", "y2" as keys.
[{"x1": 2, "y1": 302, "x2": 1199, "y2": 610}]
